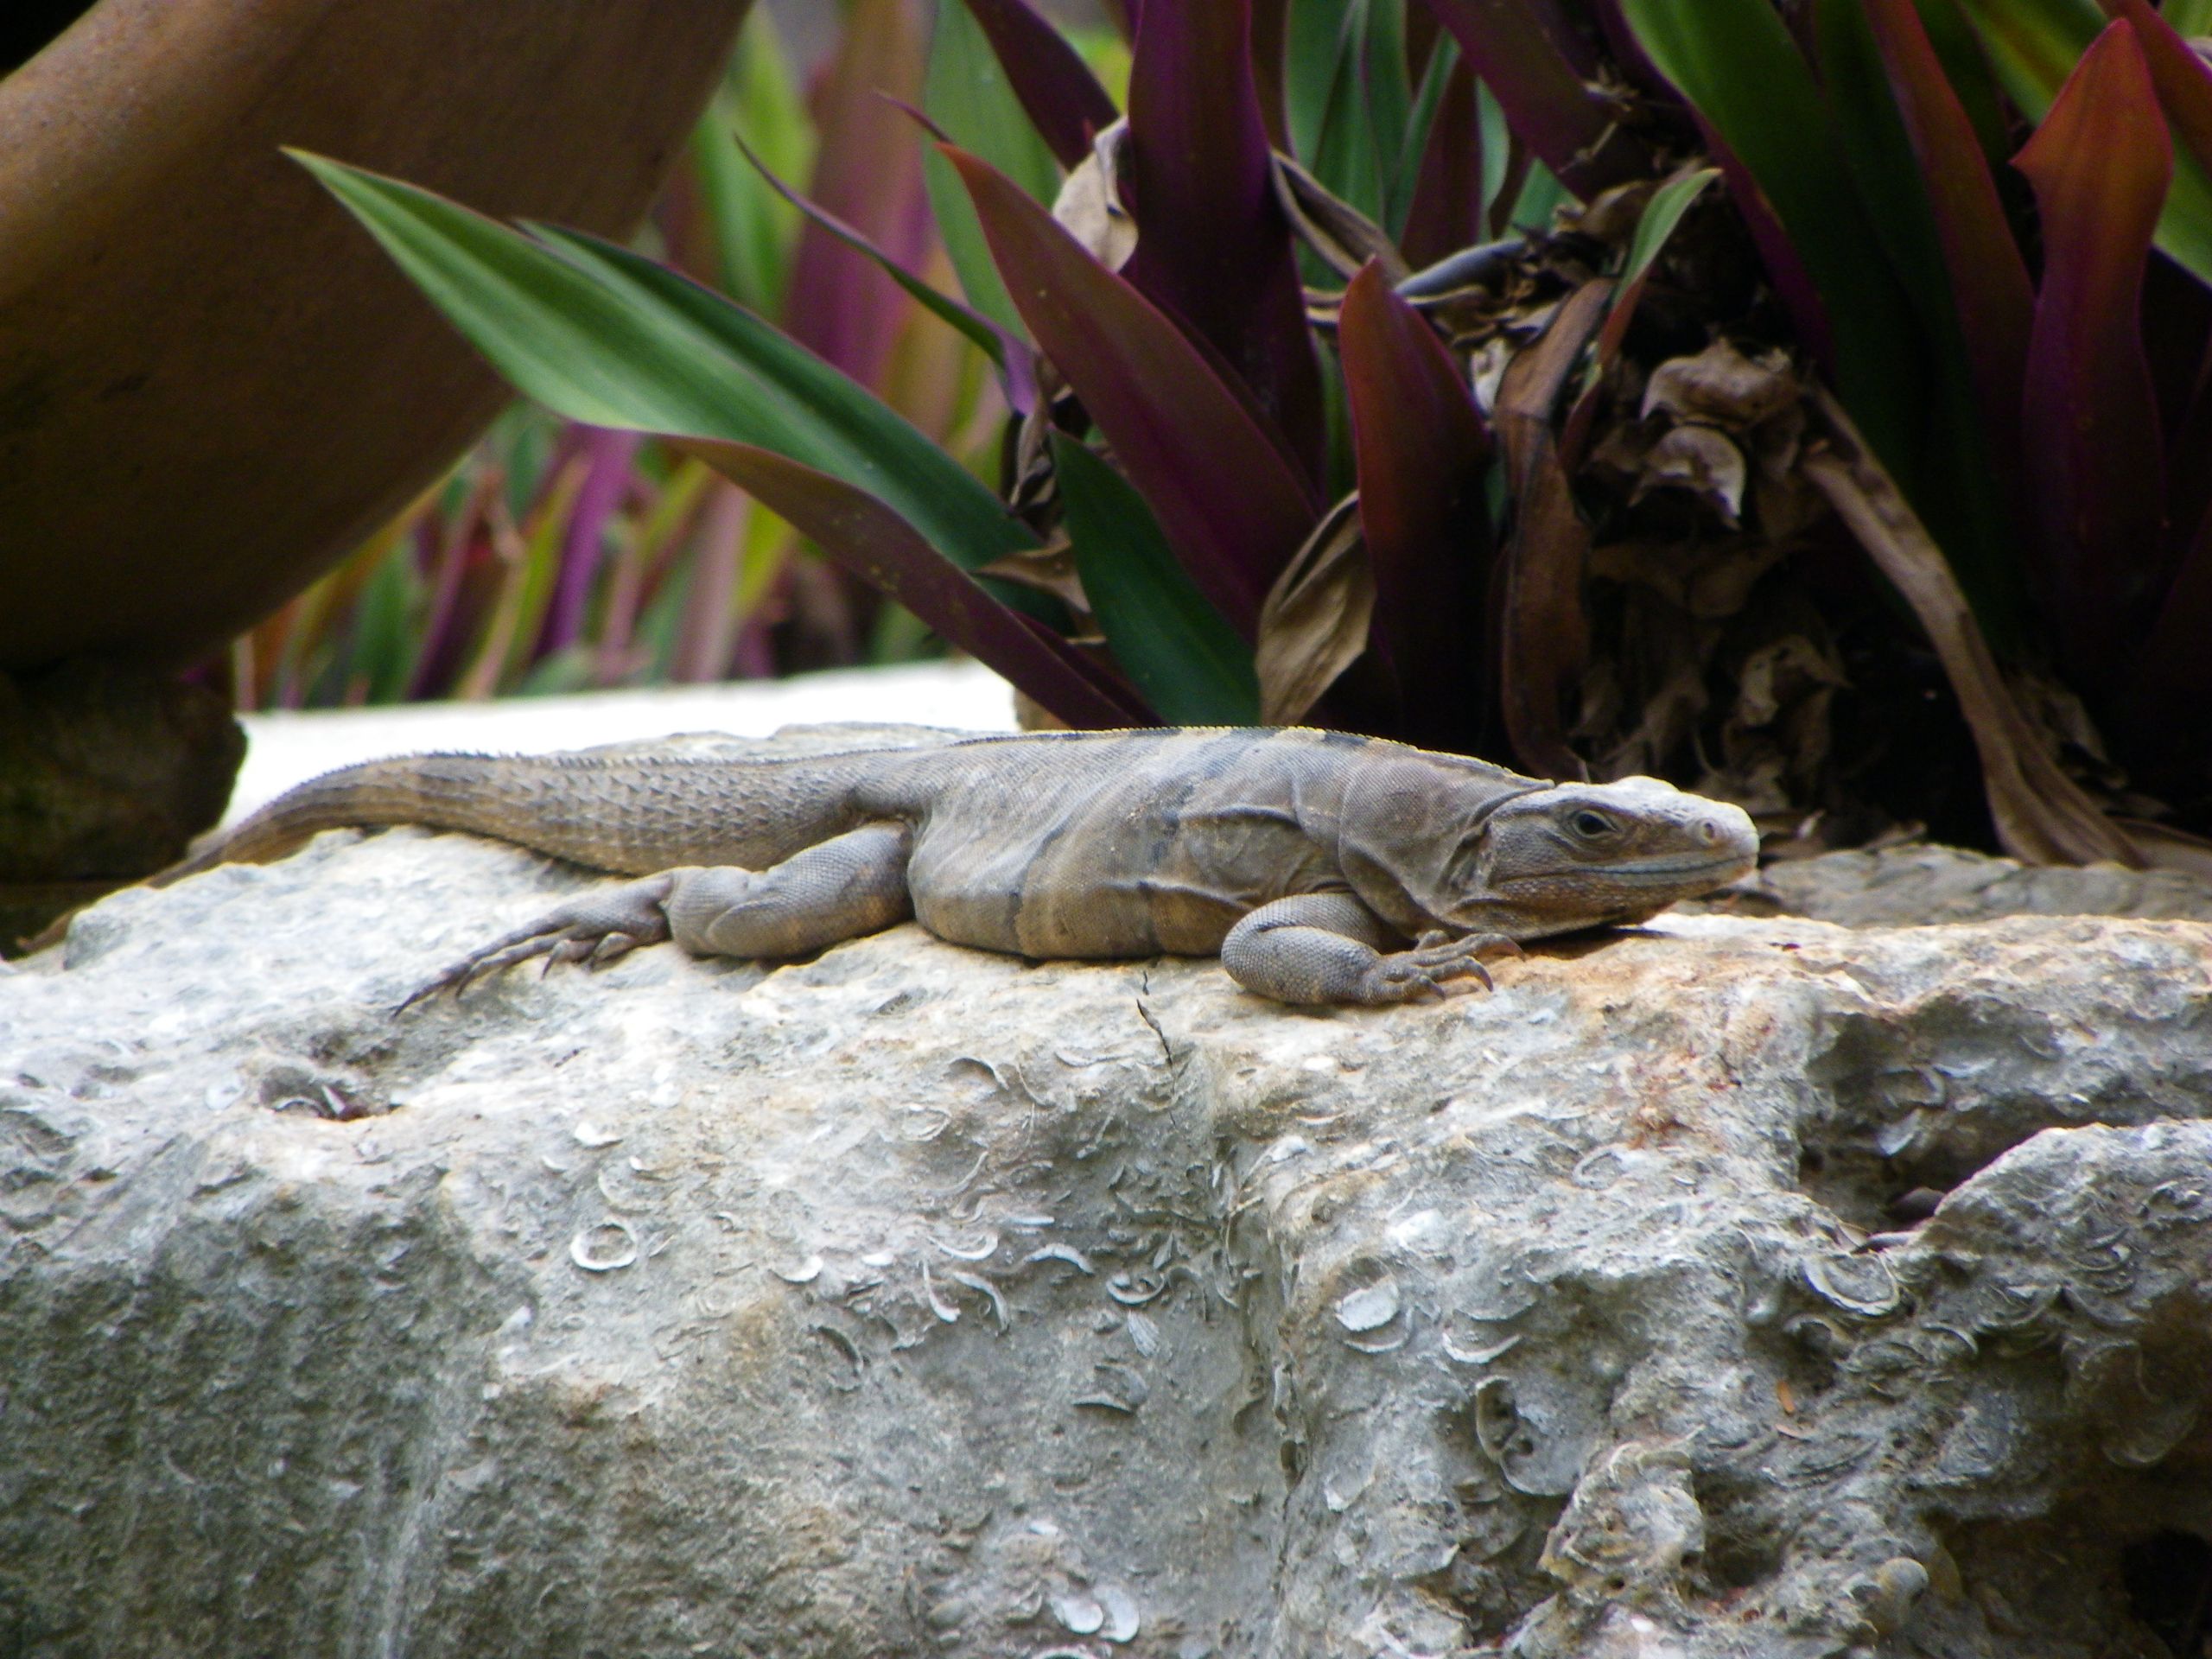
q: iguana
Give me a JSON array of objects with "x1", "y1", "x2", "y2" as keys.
[{"x1": 118, "y1": 727, "x2": 1759, "y2": 1007}]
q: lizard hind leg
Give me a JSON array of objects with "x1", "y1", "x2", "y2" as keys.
[
  {"x1": 397, "y1": 822, "x2": 915, "y2": 1013},
  {"x1": 662, "y1": 820, "x2": 912, "y2": 958},
  {"x1": 397, "y1": 873, "x2": 678, "y2": 1012}
]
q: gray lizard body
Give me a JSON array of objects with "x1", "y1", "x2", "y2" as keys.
[{"x1": 150, "y1": 727, "x2": 1759, "y2": 1007}]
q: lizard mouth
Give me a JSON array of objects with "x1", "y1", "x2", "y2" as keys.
[
  {"x1": 1614, "y1": 852, "x2": 1757, "y2": 882},
  {"x1": 1500, "y1": 850, "x2": 1756, "y2": 887}
]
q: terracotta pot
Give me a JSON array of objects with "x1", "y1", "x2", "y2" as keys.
[{"x1": 0, "y1": 0, "x2": 750, "y2": 671}]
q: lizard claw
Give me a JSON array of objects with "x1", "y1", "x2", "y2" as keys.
[
  {"x1": 1357, "y1": 931, "x2": 1522, "y2": 1005},
  {"x1": 395, "y1": 876, "x2": 675, "y2": 1014}
]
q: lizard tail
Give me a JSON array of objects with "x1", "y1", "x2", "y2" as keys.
[{"x1": 163, "y1": 749, "x2": 877, "y2": 884}]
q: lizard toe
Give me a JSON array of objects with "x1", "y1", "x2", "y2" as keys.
[
  {"x1": 396, "y1": 877, "x2": 677, "y2": 1014},
  {"x1": 587, "y1": 931, "x2": 644, "y2": 969},
  {"x1": 543, "y1": 937, "x2": 599, "y2": 972}
]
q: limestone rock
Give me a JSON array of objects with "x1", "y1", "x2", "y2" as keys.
[
  {"x1": 4, "y1": 743, "x2": 2211, "y2": 1656},
  {"x1": 1712, "y1": 840, "x2": 2212, "y2": 927}
]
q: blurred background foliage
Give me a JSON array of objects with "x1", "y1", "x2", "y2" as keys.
[
  {"x1": 234, "y1": 1, "x2": 1128, "y2": 713},
  {"x1": 285, "y1": 0, "x2": 2212, "y2": 878}
]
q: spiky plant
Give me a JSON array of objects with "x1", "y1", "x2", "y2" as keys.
[{"x1": 294, "y1": 0, "x2": 2212, "y2": 874}]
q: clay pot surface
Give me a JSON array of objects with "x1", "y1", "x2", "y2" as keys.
[{"x1": 0, "y1": 0, "x2": 749, "y2": 671}]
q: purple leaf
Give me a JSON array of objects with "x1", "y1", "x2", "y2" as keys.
[
  {"x1": 1252, "y1": 0, "x2": 1293, "y2": 148},
  {"x1": 2106, "y1": 0, "x2": 2212, "y2": 531},
  {"x1": 734, "y1": 130, "x2": 1039, "y2": 413},
  {"x1": 679, "y1": 438, "x2": 1150, "y2": 727},
  {"x1": 784, "y1": 0, "x2": 933, "y2": 388},
  {"x1": 1399, "y1": 57, "x2": 1484, "y2": 270},
  {"x1": 946, "y1": 143, "x2": 1321, "y2": 638},
  {"x1": 1122, "y1": 0, "x2": 1328, "y2": 486},
  {"x1": 959, "y1": 0, "x2": 1121, "y2": 170},
  {"x1": 2105, "y1": 0, "x2": 2212, "y2": 184},
  {"x1": 2122, "y1": 489, "x2": 2212, "y2": 772},
  {"x1": 1588, "y1": 0, "x2": 1681, "y2": 103},
  {"x1": 1865, "y1": 0, "x2": 2034, "y2": 493},
  {"x1": 1338, "y1": 259, "x2": 1494, "y2": 743},
  {"x1": 407, "y1": 471, "x2": 500, "y2": 699},
  {"x1": 1418, "y1": 0, "x2": 1651, "y2": 199},
  {"x1": 2013, "y1": 18, "x2": 2172, "y2": 690},
  {"x1": 539, "y1": 427, "x2": 643, "y2": 656}
]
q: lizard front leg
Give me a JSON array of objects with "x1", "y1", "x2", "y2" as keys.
[
  {"x1": 402, "y1": 822, "x2": 913, "y2": 1009},
  {"x1": 1220, "y1": 892, "x2": 1521, "y2": 1007}
]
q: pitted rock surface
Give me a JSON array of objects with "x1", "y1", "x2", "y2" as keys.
[
  {"x1": 1711, "y1": 840, "x2": 2212, "y2": 928},
  {"x1": 4, "y1": 764, "x2": 2211, "y2": 1657}
]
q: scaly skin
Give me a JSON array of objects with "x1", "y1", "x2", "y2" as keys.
[{"x1": 111, "y1": 728, "x2": 1760, "y2": 1008}]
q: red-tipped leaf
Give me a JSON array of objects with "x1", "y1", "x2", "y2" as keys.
[
  {"x1": 1122, "y1": 0, "x2": 1327, "y2": 486},
  {"x1": 946, "y1": 143, "x2": 1321, "y2": 637},
  {"x1": 2013, "y1": 18, "x2": 2172, "y2": 689},
  {"x1": 681, "y1": 439, "x2": 1148, "y2": 728},
  {"x1": 2105, "y1": 0, "x2": 2212, "y2": 184},
  {"x1": 958, "y1": 0, "x2": 1121, "y2": 170},
  {"x1": 1338, "y1": 259, "x2": 1494, "y2": 744}
]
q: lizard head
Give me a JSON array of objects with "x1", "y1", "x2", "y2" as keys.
[
  {"x1": 1338, "y1": 765, "x2": 1758, "y2": 941},
  {"x1": 1446, "y1": 776, "x2": 1759, "y2": 938}
]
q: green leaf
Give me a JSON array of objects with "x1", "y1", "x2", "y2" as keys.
[
  {"x1": 690, "y1": 9, "x2": 813, "y2": 316},
  {"x1": 355, "y1": 538, "x2": 423, "y2": 705},
  {"x1": 685, "y1": 436, "x2": 1148, "y2": 726},
  {"x1": 1823, "y1": 0, "x2": 2025, "y2": 637},
  {"x1": 1290, "y1": 0, "x2": 1384, "y2": 224},
  {"x1": 1389, "y1": 33, "x2": 1462, "y2": 238},
  {"x1": 1052, "y1": 435, "x2": 1259, "y2": 723},
  {"x1": 1506, "y1": 159, "x2": 1569, "y2": 232},
  {"x1": 1619, "y1": 167, "x2": 1719, "y2": 293},
  {"x1": 1618, "y1": 0, "x2": 1924, "y2": 489},
  {"x1": 292, "y1": 151, "x2": 1034, "y2": 581},
  {"x1": 531, "y1": 225, "x2": 1037, "y2": 570},
  {"x1": 924, "y1": 0, "x2": 1060, "y2": 342},
  {"x1": 2167, "y1": 0, "x2": 2212, "y2": 31},
  {"x1": 1362, "y1": 0, "x2": 1414, "y2": 225},
  {"x1": 1477, "y1": 79, "x2": 1513, "y2": 225},
  {"x1": 1285, "y1": 0, "x2": 1350, "y2": 168},
  {"x1": 1950, "y1": 0, "x2": 2104, "y2": 112},
  {"x1": 1910, "y1": 0, "x2": 2019, "y2": 177}
]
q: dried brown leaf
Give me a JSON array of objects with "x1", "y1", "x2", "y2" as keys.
[
  {"x1": 1643, "y1": 341, "x2": 1801, "y2": 430},
  {"x1": 975, "y1": 538, "x2": 1090, "y2": 611},
  {"x1": 1587, "y1": 536, "x2": 1788, "y2": 621},
  {"x1": 1802, "y1": 387, "x2": 2142, "y2": 869},
  {"x1": 1273, "y1": 153, "x2": 1409, "y2": 286},
  {"x1": 1495, "y1": 278, "x2": 1613, "y2": 780},
  {"x1": 1255, "y1": 493, "x2": 1372, "y2": 725},
  {"x1": 1560, "y1": 179, "x2": 1657, "y2": 246},
  {"x1": 2111, "y1": 818, "x2": 2212, "y2": 880},
  {"x1": 1632, "y1": 424, "x2": 1748, "y2": 526},
  {"x1": 1051, "y1": 119, "x2": 1136, "y2": 271}
]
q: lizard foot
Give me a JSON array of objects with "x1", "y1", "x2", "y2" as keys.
[
  {"x1": 1357, "y1": 931, "x2": 1522, "y2": 1005},
  {"x1": 396, "y1": 875, "x2": 676, "y2": 1014}
]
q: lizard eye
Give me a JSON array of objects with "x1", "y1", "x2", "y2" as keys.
[{"x1": 1570, "y1": 809, "x2": 1615, "y2": 839}]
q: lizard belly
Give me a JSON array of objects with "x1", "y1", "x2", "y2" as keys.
[
  {"x1": 905, "y1": 823, "x2": 1173, "y2": 958},
  {"x1": 904, "y1": 792, "x2": 1329, "y2": 961}
]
